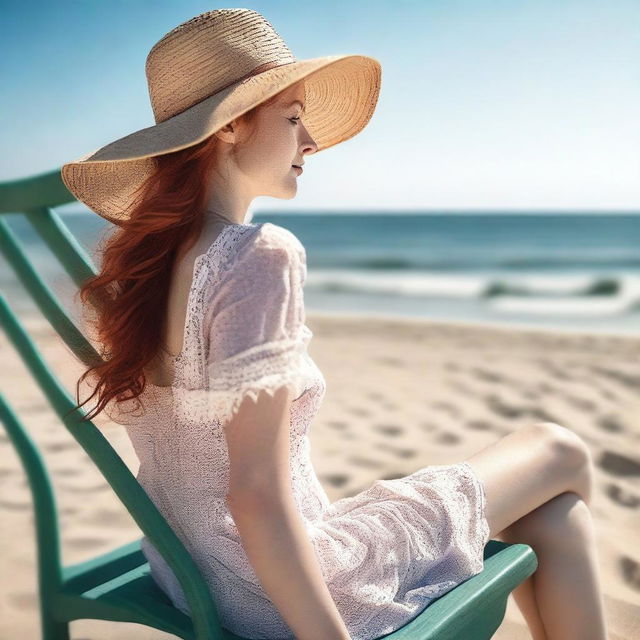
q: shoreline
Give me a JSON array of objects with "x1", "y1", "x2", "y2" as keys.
[{"x1": 308, "y1": 307, "x2": 640, "y2": 341}]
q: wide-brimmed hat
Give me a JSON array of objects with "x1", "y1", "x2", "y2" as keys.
[{"x1": 60, "y1": 8, "x2": 382, "y2": 226}]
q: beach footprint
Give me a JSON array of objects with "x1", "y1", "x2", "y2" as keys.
[
  {"x1": 466, "y1": 419, "x2": 493, "y2": 431},
  {"x1": 597, "y1": 412, "x2": 626, "y2": 434},
  {"x1": 526, "y1": 406, "x2": 559, "y2": 423},
  {"x1": 373, "y1": 423, "x2": 404, "y2": 437},
  {"x1": 620, "y1": 555, "x2": 640, "y2": 592},
  {"x1": 375, "y1": 443, "x2": 418, "y2": 458},
  {"x1": 605, "y1": 483, "x2": 640, "y2": 508},
  {"x1": 599, "y1": 451, "x2": 640, "y2": 477},
  {"x1": 347, "y1": 406, "x2": 373, "y2": 418},
  {"x1": 435, "y1": 432, "x2": 461, "y2": 445},
  {"x1": 591, "y1": 365, "x2": 640, "y2": 391},
  {"x1": 348, "y1": 456, "x2": 384, "y2": 470},
  {"x1": 471, "y1": 366, "x2": 505, "y2": 384},
  {"x1": 484, "y1": 393, "x2": 527, "y2": 419},
  {"x1": 379, "y1": 470, "x2": 407, "y2": 481},
  {"x1": 321, "y1": 473, "x2": 350, "y2": 488},
  {"x1": 565, "y1": 393, "x2": 598, "y2": 412}
]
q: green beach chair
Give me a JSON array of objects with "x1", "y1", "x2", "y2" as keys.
[{"x1": 0, "y1": 168, "x2": 538, "y2": 640}]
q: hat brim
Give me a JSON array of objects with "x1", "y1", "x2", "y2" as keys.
[{"x1": 61, "y1": 54, "x2": 381, "y2": 225}]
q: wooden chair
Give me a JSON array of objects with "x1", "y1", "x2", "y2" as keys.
[{"x1": 0, "y1": 168, "x2": 538, "y2": 639}]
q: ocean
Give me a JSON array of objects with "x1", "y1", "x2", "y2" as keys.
[{"x1": 2, "y1": 210, "x2": 639, "y2": 336}]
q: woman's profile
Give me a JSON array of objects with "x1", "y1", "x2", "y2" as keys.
[{"x1": 61, "y1": 8, "x2": 608, "y2": 640}]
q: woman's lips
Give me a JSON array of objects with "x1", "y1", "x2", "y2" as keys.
[{"x1": 292, "y1": 165, "x2": 303, "y2": 174}]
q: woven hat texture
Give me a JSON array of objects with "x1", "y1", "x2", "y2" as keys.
[{"x1": 61, "y1": 8, "x2": 382, "y2": 225}]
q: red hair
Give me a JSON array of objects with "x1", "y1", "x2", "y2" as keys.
[{"x1": 70, "y1": 90, "x2": 285, "y2": 423}]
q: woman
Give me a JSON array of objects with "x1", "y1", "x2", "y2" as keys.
[{"x1": 62, "y1": 9, "x2": 608, "y2": 640}]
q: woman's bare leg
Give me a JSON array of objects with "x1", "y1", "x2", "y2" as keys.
[
  {"x1": 464, "y1": 422, "x2": 608, "y2": 640},
  {"x1": 509, "y1": 492, "x2": 606, "y2": 639},
  {"x1": 493, "y1": 493, "x2": 606, "y2": 640}
]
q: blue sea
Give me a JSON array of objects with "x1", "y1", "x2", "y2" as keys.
[{"x1": 2, "y1": 210, "x2": 639, "y2": 336}]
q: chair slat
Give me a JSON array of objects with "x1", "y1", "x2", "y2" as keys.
[
  {"x1": 0, "y1": 217, "x2": 100, "y2": 367},
  {"x1": 62, "y1": 538, "x2": 146, "y2": 591}
]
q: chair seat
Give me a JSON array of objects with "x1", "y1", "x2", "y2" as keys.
[
  {"x1": 58, "y1": 562, "x2": 193, "y2": 637},
  {"x1": 52, "y1": 536, "x2": 536, "y2": 640},
  {"x1": 373, "y1": 539, "x2": 537, "y2": 640},
  {"x1": 55, "y1": 538, "x2": 242, "y2": 639}
]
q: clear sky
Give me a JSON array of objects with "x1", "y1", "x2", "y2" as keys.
[{"x1": 2, "y1": 0, "x2": 638, "y2": 212}]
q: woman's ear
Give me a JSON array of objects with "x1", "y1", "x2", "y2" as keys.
[{"x1": 214, "y1": 121, "x2": 237, "y2": 144}]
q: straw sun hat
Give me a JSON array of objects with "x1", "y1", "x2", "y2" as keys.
[{"x1": 61, "y1": 7, "x2": 382, "y2": 226}]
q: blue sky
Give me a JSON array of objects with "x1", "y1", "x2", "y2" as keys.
[{"x1": 2, "y1": 0, "x2": 638, "y2": 211}]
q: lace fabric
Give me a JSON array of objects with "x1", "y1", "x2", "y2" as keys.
[
  {"x1": 116, "y1": 221, "x2": 491, "y2": 640},
  {"x1": 181, "y1": 221, "x2": 314, "y2": 427}
]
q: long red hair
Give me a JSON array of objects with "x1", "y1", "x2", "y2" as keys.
[{"x1": 69, "y1": 90, "x2": 284, "y2": 423}]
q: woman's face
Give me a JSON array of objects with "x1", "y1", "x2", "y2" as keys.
[{"x1": 213, "y1": 82, "x2": 318, "y2": 203}]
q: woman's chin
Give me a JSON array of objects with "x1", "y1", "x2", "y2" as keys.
[{"x1": 282, "y1": 179, "x2": 298, "y2": 197}]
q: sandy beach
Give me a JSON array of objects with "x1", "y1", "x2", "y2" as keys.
[{"x1": 1, "y1": 311, "x2": 639, "y2": 639}]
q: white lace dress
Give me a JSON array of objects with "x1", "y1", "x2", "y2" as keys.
[{"x1": 114, "y1": 221, "x2": 491, "y2": 640}]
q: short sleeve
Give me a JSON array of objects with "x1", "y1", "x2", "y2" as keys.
[{"x1": 203, "y1": 224, "x2": 310, "y2": 425}]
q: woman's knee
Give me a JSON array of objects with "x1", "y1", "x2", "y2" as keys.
[
  {"x1": 467, "y1": 420, "x2": 594, "y2": 537},
  {"x1": 529, "y1": 421, "x2": 594, "y2": 504},
  {"x1": 529, "y1": 422, "x2": 591, "y2": 467}
]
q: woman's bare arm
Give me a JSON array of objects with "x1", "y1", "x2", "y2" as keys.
[
  {"x1": 228, "y1": 489, "x2": 350, "y2": 640},
  {"x1": 224, "y1": 385, "x2": 351, "y2": 640}
]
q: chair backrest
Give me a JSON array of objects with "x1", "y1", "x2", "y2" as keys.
[{"x1": 0, "y1": 169, "x2": 224, "y2": 638}]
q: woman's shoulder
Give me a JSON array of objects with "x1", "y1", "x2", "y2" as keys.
[
  {"x1": 196, "y1": 221, "x2": 307, "y2": 290},
  {"x1": 230, "y1": 221, "x2": 306, "y2": 268},
  {"x1": 245, "y1": 221, "x2": 305, "y2": 254}
]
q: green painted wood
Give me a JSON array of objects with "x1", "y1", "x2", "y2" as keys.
[
  {"x1": 381, "y1": 541, "x2": 538, "y2": 639},
  {"x1": 0, "y1": 394, "x2": 68, "y2": 640},
  {"x1": 62, "y1": 539, "x2": 147, "y2": 591},
  {"x1": 0, "y1": 217, "x2": 100, "y2": 368},
  {"x1": 0, "y1": 169, "x2": 539, "y2": 639},
  {"x1": 23, "y1": 206, "x2": 96, "y2": 287},
  {"x1": 0, "y1": 169, "x2": 72, "y2": 213}
]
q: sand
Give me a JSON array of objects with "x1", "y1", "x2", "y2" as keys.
[{"x1": 1, "y1": 311, "x2": 639, "y2": 639}]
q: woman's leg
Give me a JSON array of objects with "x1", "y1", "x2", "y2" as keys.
[
  {"x1": 464, "y1": 422, "x2": 608, "y2": 640},
  {"x1": 498, "y1": 492, "x2": 607, "y2": 640}
]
